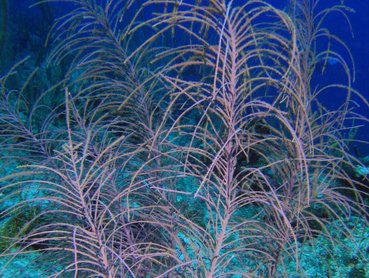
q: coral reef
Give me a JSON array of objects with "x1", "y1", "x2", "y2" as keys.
[{"x1": 0, "y1": 0, "x2": 368, "y2": 277}]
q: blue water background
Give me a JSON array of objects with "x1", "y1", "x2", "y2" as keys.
[{"x1": 4, "y1": 0, "x2": 369, "y2": 152}]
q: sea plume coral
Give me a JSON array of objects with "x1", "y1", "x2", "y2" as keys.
[{"x1": 0, "y1": 0, "x2": 368, "y2": 277}]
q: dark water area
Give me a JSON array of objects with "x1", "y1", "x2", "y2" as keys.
[
  {"x1": 319, "y1": 0, "x2": 369, "y2": 152},
  {"x1": 2, "y1": 0, "x2": 368, "y2": 151},
  {"x1": 350, "y1": 0, "x2": 369, "y2": 141}
]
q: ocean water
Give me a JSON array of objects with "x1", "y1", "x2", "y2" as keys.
[
  {"x1": 3, "y1": 0, "x2": 368, "y2": 143},
  {"x1": 0, "y1": 0, "x2": 369, "y2": 277}
]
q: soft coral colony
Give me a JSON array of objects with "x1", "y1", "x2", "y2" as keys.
[{"x1": 0, "y1": 0, "x2": 368, "y2": 277}]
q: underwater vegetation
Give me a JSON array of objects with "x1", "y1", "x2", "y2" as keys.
[{"x1": 0, "y1": 0, "x2": 368, "y2": 276}]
